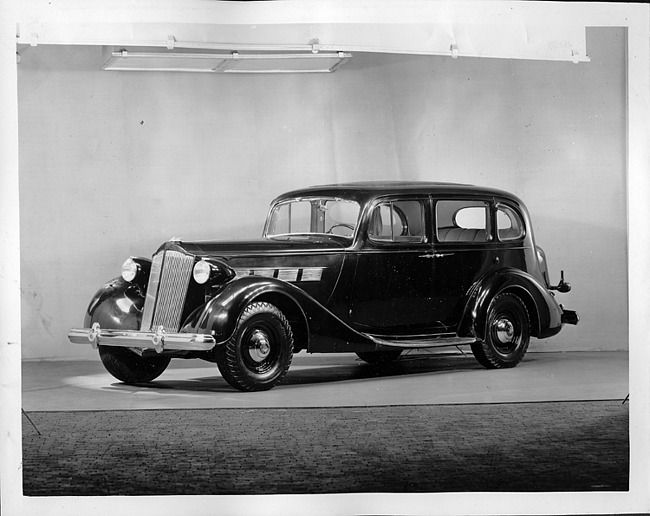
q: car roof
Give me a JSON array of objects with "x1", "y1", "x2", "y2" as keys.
[{"x1": 273, "y1": 181, "x2": 523, "y2": 205}]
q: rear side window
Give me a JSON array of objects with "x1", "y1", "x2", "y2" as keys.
[
  {"x1": 436, "y1": 200, "x2": 490, "y2": 243},
  {"x1": 496, "y1": 204, "x2": 525, "y2": 241},
  {"x1": 368, "y1": 200, "x2": 426, "y2": 243}
]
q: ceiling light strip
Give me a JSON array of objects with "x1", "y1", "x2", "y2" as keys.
[{"x1": 103, "y1": 50, "x2": 352, "y2": 73}]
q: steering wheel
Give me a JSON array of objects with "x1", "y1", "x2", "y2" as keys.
[{"x1": 327, "y1": 223, "x2": 355, "y2": 236}]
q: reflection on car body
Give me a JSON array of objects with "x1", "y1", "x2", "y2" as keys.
[{"x1": 69, "y1": 182, "x2": 578, "y2": 391}]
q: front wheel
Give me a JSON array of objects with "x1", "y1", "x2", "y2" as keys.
[
  {"x1": 471, "y1": 293, "x2": 530, "y2": 369},
  {"x1": 98, "y1": 346, "x2": 171, "y2": 383},
  {"x1": 215, "y1": 302, "x2": 294, "y2": 392}
]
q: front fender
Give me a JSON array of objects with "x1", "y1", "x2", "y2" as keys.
[
  {"x1": 83, "y1": 277, "x2": 144, "y2": 331},
  {"x1": 458, "y1": 268, "x2": 564, "y2": 340},
  {"x1": 180, "y1": 276, "x2": 376, "y2": 352}
]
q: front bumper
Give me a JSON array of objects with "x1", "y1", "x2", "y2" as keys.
[{"x1": 68, "y1": 323, "x2": 216, "y2": 354}]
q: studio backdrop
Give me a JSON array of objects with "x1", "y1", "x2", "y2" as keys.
[{"x1": 17, "y1": 26, "x2": 625, "y2": 359}]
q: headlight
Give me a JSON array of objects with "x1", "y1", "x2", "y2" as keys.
[
  {"x1": 193, "y1": 260, "x2": 212, "y2": 284},
  {"x1": 121, "y1": 258, "x2": 138, "y2": 282}
]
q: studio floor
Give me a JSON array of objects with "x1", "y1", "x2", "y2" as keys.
[{"x1": 21, "y1": 350, "x2": 630, "y2": 495}]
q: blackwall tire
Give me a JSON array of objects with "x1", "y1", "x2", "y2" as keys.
[
  {"x1": 98, "y1": 346, "x2": 171, "y2": 383},
  {"x1": 356, "y1": 350, "x2": 403, "y2": 364},
  {"x1": 215, "y1": 302, "x2": 294, "y2": 392},
  {"x1": 471, "y1": 293, "x2": 530, "y2": 369}
]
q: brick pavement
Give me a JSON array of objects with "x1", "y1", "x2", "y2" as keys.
[{"x1": 22, "y1": 400, "x2": 628, "y2": 496}]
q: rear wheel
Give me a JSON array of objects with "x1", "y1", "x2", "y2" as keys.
[
  {"x1": 98, "y1": 346, "x2": 171, "y2": 383},
  {"x1": 215, "y1": 302, "x2": 294, "y2": 392},
  {"x1": 356, "y1": 350, "x2": 403, "y2": 364},
  {"x1": 471, "y1": 293, "x2": 530, "y2": 369}
]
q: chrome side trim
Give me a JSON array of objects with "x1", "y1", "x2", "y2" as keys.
[
  {"x1": 234, "y1": 266, "x2": 325, "y2": 282},
  {"x1": 300, "y1": 267, "x2": 324, "y2": 281},
  {"x1": 68, "y1": 324, "x2": 215, "y2": 353}
]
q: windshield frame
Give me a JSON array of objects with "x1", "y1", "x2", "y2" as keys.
[{"x1": 263, "y1": 196, "x2": 361, "y2": 241}]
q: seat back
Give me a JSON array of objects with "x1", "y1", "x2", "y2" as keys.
[{"x1": 437, "y1": 226, "x2": 487, "y2": 243}]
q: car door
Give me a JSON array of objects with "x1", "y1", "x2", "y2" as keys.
[
  {"x1": 349, "y1": 196, "x2": 437, "y2": 335},
  {"x1": 431, "y1": 197, "x2": 498, "y2": 331}
]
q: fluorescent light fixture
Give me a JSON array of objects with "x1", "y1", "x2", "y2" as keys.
[{"x1": 102, "y1": 50, "x2": 351, "y2": 73}]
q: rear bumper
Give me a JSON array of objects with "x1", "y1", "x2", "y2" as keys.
[
  {"x1": 560, "y1": 307, "x2": 579, "y2": 325},
  {"x1": 68, "y1": 323, "x2": 216, "y2": 353}
]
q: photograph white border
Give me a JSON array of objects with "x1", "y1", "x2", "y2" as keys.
[{"x1": 1, "y1": 2, "x2": 648, "y2": 515}]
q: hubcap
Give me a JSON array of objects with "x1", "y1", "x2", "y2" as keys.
[
  {"x1": 247, "y1": 329, "x2": 272, "y2": 363},
  {"x1": 494, "y1": 318, "x2": 515, "y2": 344}
]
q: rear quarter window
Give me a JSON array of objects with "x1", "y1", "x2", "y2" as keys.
[{"x1": 496, "y1": 204, "x2": 525, "y2": 241}]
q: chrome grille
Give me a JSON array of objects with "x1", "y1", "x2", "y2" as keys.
[{"x1": 140, "y1": 250, "x2": 194, "y2": 332}]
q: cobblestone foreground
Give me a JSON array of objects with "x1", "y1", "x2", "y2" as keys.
[{"x1": 22, "y1": 400, "x2": 628, "y2": 496}]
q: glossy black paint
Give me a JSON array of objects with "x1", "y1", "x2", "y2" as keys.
[
  {"x1": 84, "y1": 277, "x2": 143, "y2": 332},
  {"x1": 83, "y1": 181, "x2": 576, "y2": 358},
  {"x1": 179, "y1": 275, "x2": 377, "y2": 353}
]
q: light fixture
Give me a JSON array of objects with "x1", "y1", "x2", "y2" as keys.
[{"x1": 102, "y1": 49, "x2": 352, "y2": 74}]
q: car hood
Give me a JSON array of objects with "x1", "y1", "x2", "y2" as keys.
[
  {"x1": 159, "y1": 236, "x2": 348, "y2": 259},
  {"x1": 157, "y1": 237, "x2": 349, "y2": 307}
]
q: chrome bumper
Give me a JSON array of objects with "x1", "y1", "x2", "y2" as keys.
[{"x1": 68, "y1": 323, "x2": 216, "y2": 353}]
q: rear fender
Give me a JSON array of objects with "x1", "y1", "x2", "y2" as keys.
[
  {"x1": 457, "y1": 268, "x2": 563, "y2": 340},
  {"x1": 180, "y1": 276, "x2": 376, "y2": 352}
]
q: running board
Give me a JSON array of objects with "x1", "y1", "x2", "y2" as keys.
[{"x1": 369, "y1": 335, "x2": 478, "y2": 349}]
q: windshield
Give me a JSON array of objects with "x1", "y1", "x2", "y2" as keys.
[{"x1": 265, "y1": 197, "x2": 360, "y2": 239}]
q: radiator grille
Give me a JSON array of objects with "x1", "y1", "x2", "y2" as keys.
[{"x1": 140, "y1": 250, "x2": 194, "y2": 332}]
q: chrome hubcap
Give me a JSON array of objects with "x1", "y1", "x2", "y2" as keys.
[
  {"x1": 494, "y1": 318, "x2": 515, "y2": 344},
  {"x1": 247, "y1": 329, "x2": 272, "y2": 363}
]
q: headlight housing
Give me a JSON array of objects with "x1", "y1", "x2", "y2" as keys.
[
  {"x1": 121, "y1": 258, "x2": 139, "y2": 282},
  {"x1": 193, "y1": 260, "x2": 212, "y2": 284},
  {"x1": 193, "y1": 259, "x2": 236, "y2": 286}
]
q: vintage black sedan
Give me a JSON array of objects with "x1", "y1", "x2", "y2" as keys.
[{"x1": 69, "y1": 182, "x2": 578, "y2": 391}]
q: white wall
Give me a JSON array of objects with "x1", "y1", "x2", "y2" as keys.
[{"x1": 18, "y1": 28, "x2": 626, "y2": 359}]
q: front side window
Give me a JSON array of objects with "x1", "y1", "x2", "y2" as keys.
[
  {"x1": 436, "y1": 200, "x2": 490, "y2": 243},
  {"x1": 368, "y1": 200, "x2": 425, "y2": 243},
  {"x1": 266, "y1": 198, "x2": 360, "y2": 239}
]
